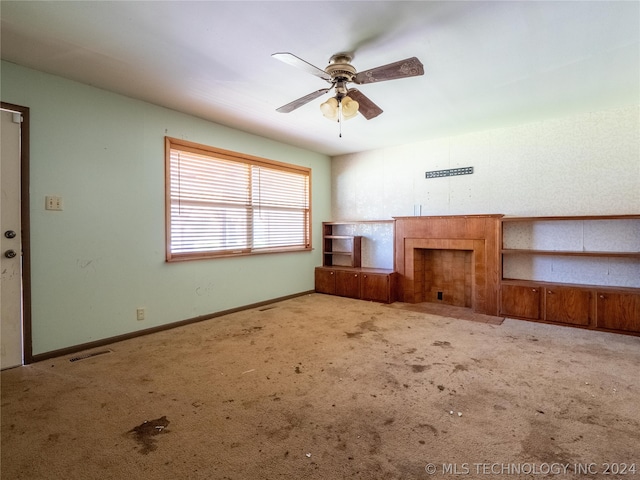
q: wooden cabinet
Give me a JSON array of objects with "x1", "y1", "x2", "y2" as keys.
[
  {"x1": 315, "y1": 267, "x2": 396, "y2": 303},
  {"x1": 314, "y1": 268, "x2": 336, "y2": 295},
  {"x1": 502, "y1": 281, "x2": 589, "y2": 324},
  {"x1": 335, "y1": 270, "x2": 361, "y2": 299},
  {"x1": 501, "y1": 284, "x2": 541, "y2": 319},
  {"x1": 500, "y1": 215, "x2": 640, "y2": 335},
  {"x1": 361, "y1": 272, "x2": 396, "y2": 303},
  {"x1": 501, "y1": 280, "x2": 640, "y2": 334},
  {"x1": 596, "y1": 291, "x2": 640, "y2": 332},
  {"x1": 544, "y1": 286, "x2": 591, "y2": 326}
]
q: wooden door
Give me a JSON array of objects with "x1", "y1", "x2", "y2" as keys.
[
  {"x1": 544, "y1": 286, "x2": 591, "y2": 326},
  {"x1": 314, "y1": 268, "x2": 336, "y2": 295},
  {"x1": 596, "y1": 292, "x2": 640, "y2": 332},
  {"x1": 500, "y1": 284, "x2": 541, "y2": 319},
  {"x1": 361, "y1": 273, "x2": 390, "y2": 303},
  {"x1": 335, "y1": 270, "x2": 360, "y2": 299}
]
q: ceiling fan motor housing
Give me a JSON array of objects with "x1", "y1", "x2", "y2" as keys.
[{"x1": 326, "y1": 54, "x2": 357, "y2": 82}]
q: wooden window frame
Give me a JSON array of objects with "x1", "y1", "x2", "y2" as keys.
[{"x1": 165, "y1": 137, "x2": 312, "y2": 262}]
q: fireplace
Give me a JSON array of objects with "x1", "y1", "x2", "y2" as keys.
[
  {"x1": 394, "y1": 215, "x2": 502, "y2": 316},
  {"x1": 414, "y1": 249, "x2": 472, "y2": 307}
]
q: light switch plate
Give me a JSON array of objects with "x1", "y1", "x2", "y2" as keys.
[{"x1": 45, "y1": 195, "x2": 63, "y2": 211}]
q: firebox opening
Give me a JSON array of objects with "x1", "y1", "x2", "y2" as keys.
[{"x1": 414, "y1": 249, "x2": 473, "y2": 308}]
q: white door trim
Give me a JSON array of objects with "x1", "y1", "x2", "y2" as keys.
[{"x1": 1, "y1": 102, "x2": 32, "y2": 365}]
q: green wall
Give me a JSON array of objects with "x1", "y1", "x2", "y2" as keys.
[{"x1": 1, "y1": 61, "x2": 331, "y2": 356}]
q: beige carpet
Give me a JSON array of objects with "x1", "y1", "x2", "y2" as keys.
[
  {"x1": 2, "y1": 294, "x2": 639, "y2": 479},
  {"x1": 386, "y1": 301, "x2": 505, "y2": 325}
]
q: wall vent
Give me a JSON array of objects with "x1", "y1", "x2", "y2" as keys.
[
  {"x1": 426, "y1": 166, "x2": 473, "y2": 179},
  {"x1": 69, "y1": 349, "x2": 112, "y2": 362}
]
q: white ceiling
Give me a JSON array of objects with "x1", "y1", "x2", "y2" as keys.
[{"x1": 1, "y1": 1, "x2": 639, "y2": 156}]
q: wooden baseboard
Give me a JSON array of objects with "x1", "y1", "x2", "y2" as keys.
[{"x1": 29, "y1": 291, "x2": 315, "y2": 364}]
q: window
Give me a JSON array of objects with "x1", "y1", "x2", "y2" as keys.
[{"x1": 165, "y1": 137, "x2": 311, "y2": 261}]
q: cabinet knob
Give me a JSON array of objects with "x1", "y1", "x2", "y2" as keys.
[
  {"x1": 599, "y1": 295, "x2": 605, "y2": 299},
  {"x1": 330, "y1": 271, "x2": 334, "y2": 275},
  {"x1": 354, "y1": 274, "x2": 358, "y2": 277},
  {"x1": 532, "y1": 288, "x2": 537, "y2": 292},
  {"x1": 547, "y1": 290, "x2": 553, "y2": 294}
]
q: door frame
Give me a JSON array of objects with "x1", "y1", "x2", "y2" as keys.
[{"x1": 1, "y1": 102, "x2": 32, "y2": 364}]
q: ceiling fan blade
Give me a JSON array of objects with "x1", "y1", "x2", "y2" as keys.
[
  {"x1": 347, "y1": 89, "x2": 383, "y2": 120},
  {"x1": 272, "y1": 52, "x2": 332, "y2": 82},
  {"x1": 353, "y1": 57, "x2": 424, "y2": 84},
  {"x1": 276, "y1": 88, "x2": 331, "y2": 113}
]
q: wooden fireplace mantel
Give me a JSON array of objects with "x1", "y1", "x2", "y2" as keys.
[{"x1": 394, "y1": 214, "x2": 503, "y2": 316}]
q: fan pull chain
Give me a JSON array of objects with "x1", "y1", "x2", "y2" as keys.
[{"x1": 338, "y1": 99, "x2": 343, "y2": 138}]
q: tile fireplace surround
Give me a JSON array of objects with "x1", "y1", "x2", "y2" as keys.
[{"x1": 394, "y1": 215, "x2": 503, "y2": 316}]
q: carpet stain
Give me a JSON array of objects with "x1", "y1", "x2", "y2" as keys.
[
  {"x1": 233, "y1": 326, "x2": 264, "y2": 337},
  {"x1": 521, "y1": 420, "x2": 577, "y2": 466},
  {"x1": 128, "y1": 416, "x2": 170, "y2": 454},
  {"x1": 358, "y1": 319, "x2": 378, "y2": 331},
  {"x1": 411, "y1": 364, "x2": 430, "y2": 373},
  {"x1": 346, "y1": 319, "x2": 380, "y2": 338},
  {"x1": 417, "y1": 423, "x2": 439, "y2": 436}
]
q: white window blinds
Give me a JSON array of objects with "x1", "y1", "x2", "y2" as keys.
[{"x1": 166, "y1": 137, "x2": 311, "y2": 261}]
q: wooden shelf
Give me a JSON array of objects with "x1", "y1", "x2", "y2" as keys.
[
  {"x1": 322, "y1": 222, "x2": 362, "y2": 268},
  {"x1": 502, "y1": 214, "x2": 640, "y2": 222},
  {"x1": 500, "y1": 215, "x2": 640, "y2": 335},
  {"x1": 501, "y1": 249, "x2": 640, "y2": 258},
  {"x1": 327, "y1": 220, "x2": 395, "y2": 224},
  {"x1": 502, "y1": 278, "x2": 640, "y2": 294},
  {"x1": 318, "y1": 220, "x2": 397, "y2": 302}
]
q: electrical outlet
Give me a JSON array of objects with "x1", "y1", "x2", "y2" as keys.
[
  {"x1": 45, "y1": 195, "x2": 63, "y2": 211},
  {"x1": 136, "y1": 308, "x2": 145, "y2": 321}
]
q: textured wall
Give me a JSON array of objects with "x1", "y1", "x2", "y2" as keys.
[{"x1": 332, "y1": 106, "x2": 640, "y2": 219}]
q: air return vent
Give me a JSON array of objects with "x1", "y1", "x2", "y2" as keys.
[
  {"x1": 425, "y1": 167, "x2": 473, "y2": 179},
  {"x1": 69, "y1": 349, "x2": 112, "y2": 362}
]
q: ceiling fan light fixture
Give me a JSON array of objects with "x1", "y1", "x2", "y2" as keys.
[
  {"x1": 320, "y1": 97, "x2": 339, "y2": 120},
  {"x1": 341, "y1": 96, "x2": 359, "y2": 120}
]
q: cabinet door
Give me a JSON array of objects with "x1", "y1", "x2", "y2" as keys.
[
  {"x1": 544, "y1": 286, "x2": 591, "y2": 326},
  {"x1": 361, "y1": 273, "x2": 390, "y2": 303},
  {"x1": 500, "y1": 284, "x2": 541, "y2": 319},
  {"x1": 596, "y1": 292, "x2": 640, "y2": 332},
  {"x1": 315, "y1": 268, "x2": 336, "y2": 295},
  {"x1": 335, "y1": 270, "x2": 360, "y2": 299}
]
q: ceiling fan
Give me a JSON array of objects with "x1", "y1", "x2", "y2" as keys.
[{"x1": 272, "y1": 52, "x2": 424, "y2": 121}]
